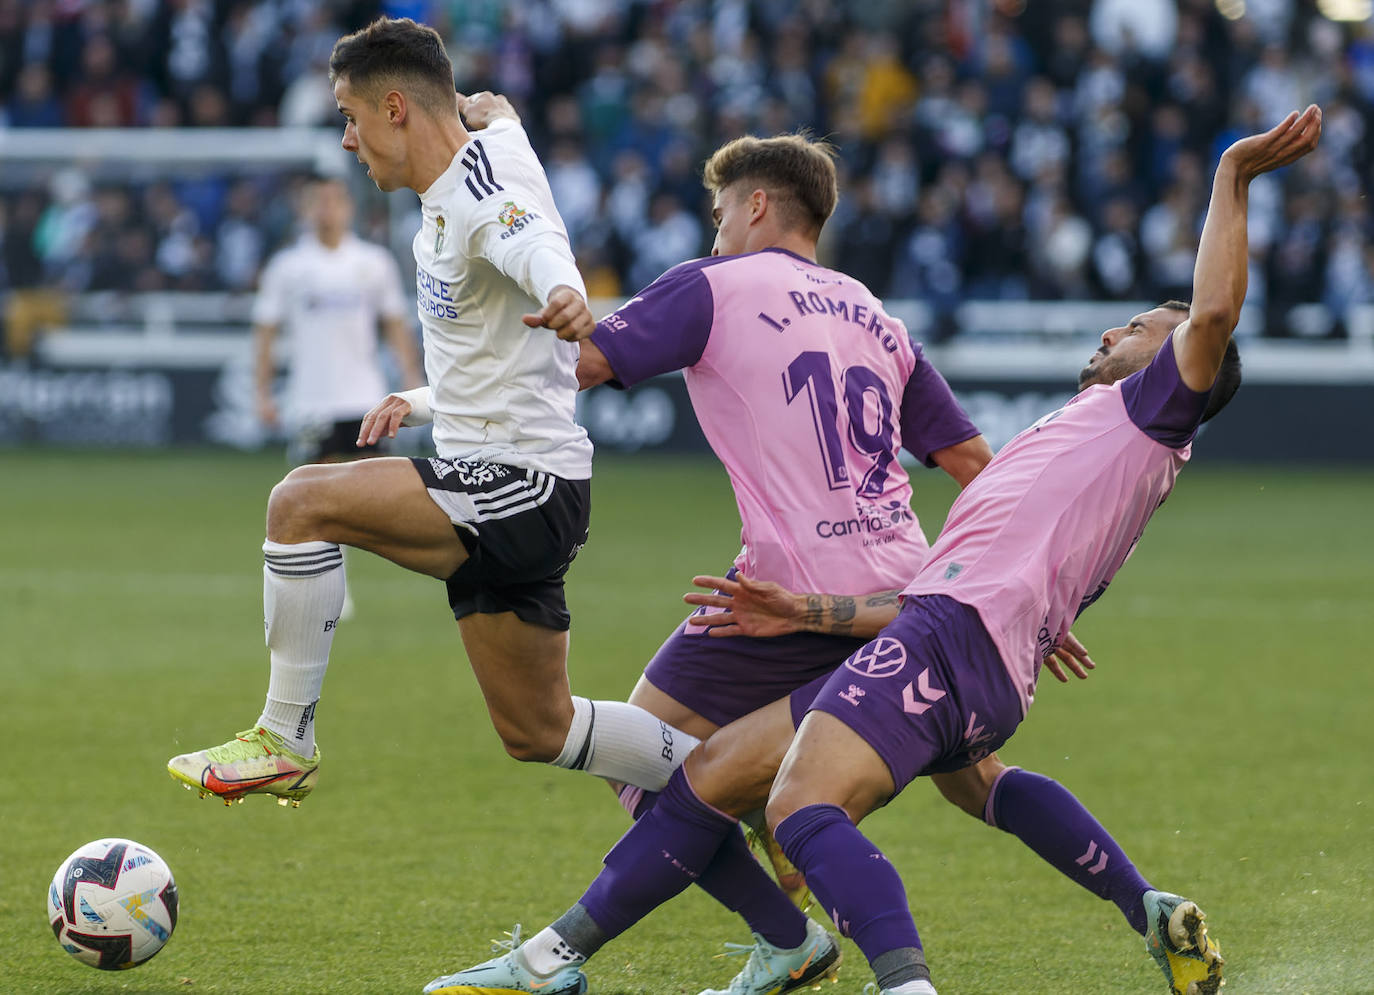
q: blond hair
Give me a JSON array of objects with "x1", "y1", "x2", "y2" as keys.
[{"x1": 703, "y1": 134, "x2": 839, "y2": 236}]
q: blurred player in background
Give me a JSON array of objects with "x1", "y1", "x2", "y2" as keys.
[
  {"x1": 253, "y1": 173, "x2": 422, "y2": 617},
  {"x1": 253, "y1": 173, "x2": 420, "y2": 467},
  {"x1": 168, "y1": 17, "x2": 701, "y2": 810},
  {"x1": 430, "y1": 106, "x2": 1322, "y2": 995}
]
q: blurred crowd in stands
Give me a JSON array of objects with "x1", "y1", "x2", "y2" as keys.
[{"x1": 1, "y1": 0, "x2": 1372, "y2": 343}]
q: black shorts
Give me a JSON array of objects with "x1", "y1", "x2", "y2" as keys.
[
  {"x1": 290, "y1": 418, "x2": 387, "y2": 465},
  {"x1": 410, "y1": 457, "x2": 590, "y2": 631}
]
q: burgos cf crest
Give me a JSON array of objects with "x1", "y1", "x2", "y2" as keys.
[{"x1": 497, "y1": 200, "x2": 539, "y2": 240}]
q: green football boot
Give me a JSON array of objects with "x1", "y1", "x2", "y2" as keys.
[{"x1": 168, "y1": 726, "x2": 319, "y2": 807}]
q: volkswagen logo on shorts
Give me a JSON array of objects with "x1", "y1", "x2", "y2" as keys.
[{"x1": 844, "y1": 637, "x2": 907, "y2": 678}]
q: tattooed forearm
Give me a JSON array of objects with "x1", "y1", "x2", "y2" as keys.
[
  {"x1": 829, "y1": 596, "x2": 856, "y2": 636},
  {"x1": 865, "y1": 591, "x2": 900, "y2": 608},
  {"x1": 798, "y1": 589, "x2": 901, "y2": 637}
]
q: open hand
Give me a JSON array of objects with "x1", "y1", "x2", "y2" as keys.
[
  {"x1": 1222, "y1": 104, "x2": 1322, "y2": 181},
  {"x1": 683, "y1": 573, "x2": 804, "y2": 638},
  {"x1": 1043, "y1": 630, "x2": 1096, "y2": 683},
  {"x1": 357, "y1": 393, "x2": 412, "y2": 448}
]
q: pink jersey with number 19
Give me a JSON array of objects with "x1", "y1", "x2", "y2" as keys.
[
  {"x1": 591, "y1": 248, "x2": 979, "y2": 596},
  {"x1": 909, "y1": 334, "x2": 1214, "y2": 716}
]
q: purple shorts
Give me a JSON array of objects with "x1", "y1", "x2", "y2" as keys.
[
  {"x1": 792, "y1": 595, "x2": 1022, "y2": 793},
  {"x1": 642, "y1": 611, "x2": 868, "y2": 728}
]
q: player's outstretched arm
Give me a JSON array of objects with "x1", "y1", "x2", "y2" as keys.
[
  {"x1": 685, "y1": 574, "x2": 900, "y2": 639},
  {"x1": 1176, "y1": 105, "x2": 1322, "y2": 391}
]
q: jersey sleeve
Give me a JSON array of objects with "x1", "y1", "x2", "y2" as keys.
[
  {"x1": 463, "y1": 134, "x2": 586, "y2": 306},
  {"x1": 898, "y1": 339, "x2": 981, "y2": 466},
  {"x1": 1120, "y1": 331, "x2": 1212, "y2": 448},
  {"x1": 587, "y1": 261, "x2": 715, "y2": 389},
  {"x1": 372, "y1": 247, "x2": 411, "y2": 321},
  {"x1": 251, "y1": 252, "x2": 290, "y2": 325}
]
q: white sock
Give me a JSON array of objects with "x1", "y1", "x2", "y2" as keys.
[
  {"x1": 339, "y1": 546, "x2": 355, "y2": 621},
  {"x1": 256, "y1": 539, "x2": 345, "y2": 756},
  {"x1": 517, "y1": 926, "x2": 586, "y2": 976},
  {"x1": 550, "y1": 697, "x2": 701, "y2": 790},
  {"x1": 887, "y1": 981, "x2": 937, "y2": 995}
]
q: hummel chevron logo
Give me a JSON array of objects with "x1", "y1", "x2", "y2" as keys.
[
  {"x1": 963, "y1": 710, "x2": 994, "y2": 746},
  {"x1": 901, "y1": 668, "x2": 947, "y2": 715},
  {"x1": 1076, "y1": 840, "x2": 1110, "y2": 874}
]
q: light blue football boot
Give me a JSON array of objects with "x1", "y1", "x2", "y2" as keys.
[
  {"x1": 699, "y1": 918, "x2": 841, "y2": 995},
  {"x1": 423, "y1": 925, "x2": 587, "y2": 995}
]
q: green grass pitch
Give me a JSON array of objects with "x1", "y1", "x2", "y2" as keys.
[{"x1": 1, "y1": 449, "x2": 1371, "y2": 994}]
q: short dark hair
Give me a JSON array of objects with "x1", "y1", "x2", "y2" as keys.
[
  {"x1": 702, "y1": 134, "x2": 839, "y2": 236},
  {"x1": 329, "y1": 17, "x2": 455, "y2": 116},
  {"x1": 1156, "y1": 300, "x2": 1242, "y2": 423}
]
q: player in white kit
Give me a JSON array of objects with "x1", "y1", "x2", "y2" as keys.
[
  {"x1": 168, "y1": 17, "x2": 702, "y2": 808},
  {"x1": 419, "y1": 107, "x2": 1322, "y2": 995},
  {"x1": 253, "y1": 174, "x2": 422, "y2": 619},
  {"x1": 253, "y1": 174, "x2": 421, "y2": 465}
]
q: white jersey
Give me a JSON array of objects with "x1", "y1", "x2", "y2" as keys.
[
  {"x1": 252, "y1": 232, "x2": 409, "y2": 427},
  {"x1": 412, "y1": 119, "x2": 593, "y2": 479}
]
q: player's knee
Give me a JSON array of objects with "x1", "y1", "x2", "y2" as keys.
[
  {"x1": 686, "y1": 737, "x2": 774, "y2": 817},
  {"x1": 266, "y1": 466, "x2": 332, "y2": 541},
  {"x1": 763, "y1": 784, "x2": 806, "y2": 834}
]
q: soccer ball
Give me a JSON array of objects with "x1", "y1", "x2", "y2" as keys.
[{"x1": 47, "y1": 838, "x2": 179, "y2": 970}]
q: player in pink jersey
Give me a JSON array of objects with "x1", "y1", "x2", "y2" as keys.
[
  {"x1": 419, "y1": 108, "x2": 1321, "y2": 995},
  {"x1": 579, "y1": 134, "x2": 994, "y2": 744},
  {"x1": 418, "y1": 111, "x2": 990, "y2": 995}
]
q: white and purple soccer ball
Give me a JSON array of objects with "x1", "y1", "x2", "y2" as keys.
[{"x1": 47, "y1": 838, "x2": 178, "y2": 970}]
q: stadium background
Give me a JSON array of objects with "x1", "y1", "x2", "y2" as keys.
[
  {"x1": 2, "y1": 2, "x2": 1372, "y2": 994},
  {"x1": 3, "y1": 0, "x2": 1374, "y2": 457}
]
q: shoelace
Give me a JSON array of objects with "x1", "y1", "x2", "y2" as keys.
[
  {"x1": 489, "y1": 924, "x2": 525, "y2": 955},
  {"x1": 714, "y1": 940, "x2": 756, "y2": 961},
  {"x1": 713, "y1": 939, "x2": 778, "y2": 993}
]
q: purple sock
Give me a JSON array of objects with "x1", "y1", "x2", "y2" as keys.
[
  {"x1": 581, "y1": 768, "x2": 807, "y2": 948},
  {"x1": 774, "y1": 804, "x2": 923, "y2": 963},
  {"x1": 610, "y1": 781, "x2": 808, "y2": 948},
  {"x1": 986, "y1": 768, "x2": 1152, "y2": 935},
  {"x1": 697, "y1": 827, "x2": 809, "y2": 949}
]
